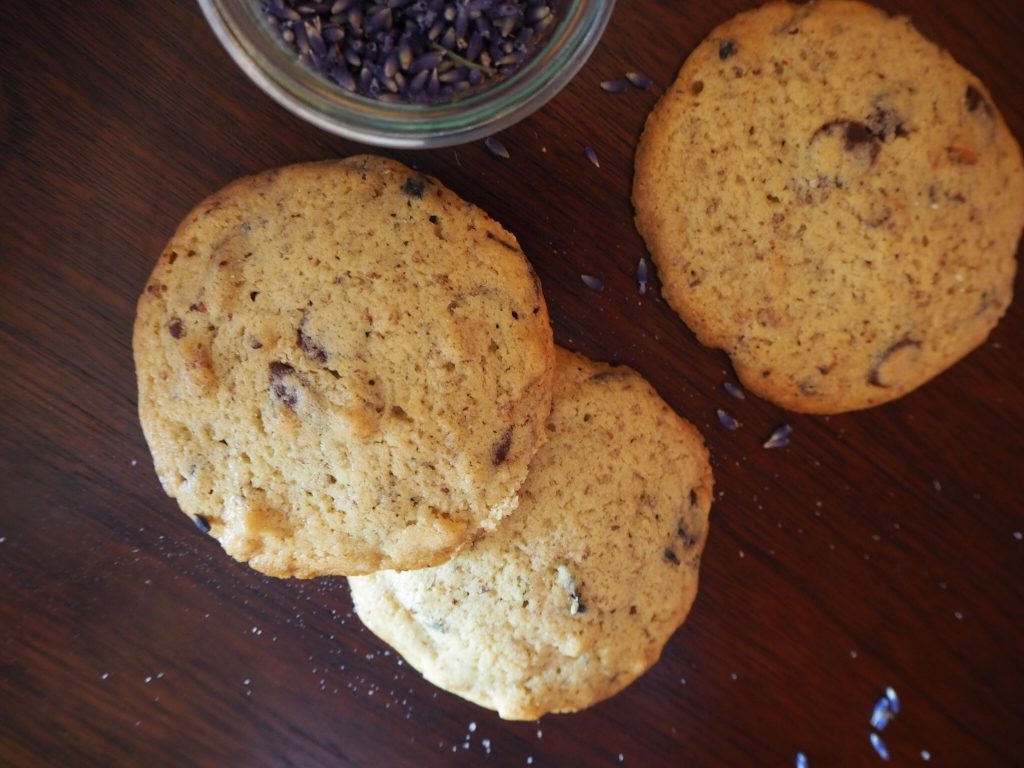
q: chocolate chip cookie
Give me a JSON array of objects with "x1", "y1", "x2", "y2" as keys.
[
  {"x1": 134, "y1": 156, "x2": 555, "y2": 577},
  {"x1": 349, "y1": 348, "x2": 713, "y2": 719},
  {"x1": 634, "y1": 0, "x2": 1023, "y2": 412}
]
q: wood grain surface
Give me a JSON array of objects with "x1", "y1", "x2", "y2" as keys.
[{"x1": 2, "y1": 1, "x2": 1022, "y2": 766}]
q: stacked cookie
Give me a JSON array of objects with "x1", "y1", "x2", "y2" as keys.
[
  {"x1": 634, "y1": 0, "x2": 1023, "y2": 413},
  {"x1": 134, "y1": 156, "x2": 714, "y2": 718}
]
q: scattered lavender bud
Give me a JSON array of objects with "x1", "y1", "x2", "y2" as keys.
[
  {"x1": 484, "y1": 135, "x2": 510, "y2": 159},
  {"x1": 796, "y1": 753, "x2": 808, "y2": 768},
  {"x1": 763, "y1": 424, "x2": 792, "y2": 449},
  {"x1": 584, "y1": 146, "x2": 600, "y2": 168},
  {"x1": 885, "y1": 687, "x2": 900, "y2": 714},
  {"x1": 636, "y1": 257, "x2": 648, "y2": 295},
  {"x1": 870, "y1": 697, "x2": 893, "y2": 730},
  {"x1": 870, "y1": 732, "x2": 890, "y2": 762},
  {"x1": 625, "y1": 71, "x2": 653, "y2": 90},
  {"x1": 581, "y1": 274, "x2": 604, "y2": 292},
  {"x1": 716, "y1": 409, "x2": 738, "y2": 430},
  {"x1": 723, "y1": 381, "x2": 745, "y2": 399},
  {"x1": 600, "y1": 78, "x2": 627, "y2": 93}
]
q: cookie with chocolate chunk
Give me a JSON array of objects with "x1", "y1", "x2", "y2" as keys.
[
  {"x1": 634, "y1": 0, "x2": 1023, "y2": 412},
  {"x1": 349, "y1": 348, "x2": 713, "y2": 719},
  {"x1": 133, "y1": 156, "x2": 555, "y2": 577}
]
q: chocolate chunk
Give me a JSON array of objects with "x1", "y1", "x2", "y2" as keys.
[
  {"x1": 491, "y1": 428, "x2": 513, "y2": 465},
  {"x1": 402, "y1": 177, "x2": 426, "y2": 198},
  {"x1": 269, "y1": 361, "x2": 299, "y2": 408},
  {"x1": 297, "y1": 317, "x2": 327, "y2": 363},
  {"x1": 194, "y1": 515, "x2": 211, "y2": 534},
  {"x1": 168, "y1": 319, "x2": 185, "y2": 339},
  {"x1": 719, "y1": 39, "x2": 737, "y2": 59}
]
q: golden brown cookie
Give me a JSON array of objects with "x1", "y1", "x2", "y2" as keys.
[
  {"x1": 349, "y1": 348, "x2": 713, "y2": 719},
  {"x1": 133, "y1": 156, "x2": 554, "y2": 577},
  {"x1": 634, "y1": 0, "x2": 1023, "y2": 412}
]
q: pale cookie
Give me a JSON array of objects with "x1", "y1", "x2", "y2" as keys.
[
  {"x1": 349, "y1": 348, "x2": 713, "y2": 719},
  {"x1": 634, "y1": 0, "x2": 1023, "y2": 413},
  {"x1": 134, "y1": 156, "x2": 555, "y2": 577}
]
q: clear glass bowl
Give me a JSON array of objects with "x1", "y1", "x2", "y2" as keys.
[{"x1": 198, "y1": 0, "x2": 616, "y2": 148}]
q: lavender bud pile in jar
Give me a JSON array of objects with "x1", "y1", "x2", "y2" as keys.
[
  {"x1": 198, "y1": 0, "x2": 615, "y2": 147},
  {"x1": 265, "y1": 0, "x2": 559, "y2": 103}
]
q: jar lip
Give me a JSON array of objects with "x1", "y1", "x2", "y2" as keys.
[{"x1": 198, "y1": 0, "x2": 616, "y2": 148}]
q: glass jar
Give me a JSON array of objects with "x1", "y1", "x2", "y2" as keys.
[{"x1": 197, "y1": 0, "x2": 616, "y2": 148}]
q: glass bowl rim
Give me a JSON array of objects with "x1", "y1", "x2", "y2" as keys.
[{"x1": 197, "y1": 0, "x2": 617, "y2": 148}]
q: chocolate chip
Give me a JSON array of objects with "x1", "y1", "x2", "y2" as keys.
[
  {"x1": 964, "y1": 84, "x2": 992, "y2": 115},
  {"x1": 491, "y1": 428, "x2": 513, "y2": 465},
  {"x1": 269, "y1": 361, "x2": 299, "y2": 408},
  {"x1": 719, "y1": 39, "x2": 737, "y2": 59},
  {"x1": 868, "y1": 338, "x2": 921, "y2": 388},
  {"x1": 297, "y1": 317, "x2": 327, "y2": 363},
  {"x1": 842, "y1": 121, "x2": 877, "y2": 152},
  {"x1": 402, "y1": 177, "x2": 426, "y2": 198},
  {"x1": 867, "y1": 102, "x2": 908, "y2": 140},
  {"x1": 194, "y1": 515, "x2": 211, "y2": 533},
  {"x1": 814, "y1": 120, "x2": 881, "y2": 164},
  {"x1": 678, "y1": 519, "x2": 696, "y2": 548},
  {"x1": 691, "y1": 80, "x2": 704, "y2": 95},
  {"x1": 168, "y1": 319, "x2": 185, "y2": 339},
  {"x1": 485, "y1": 230, "x2": 519, "y2": 253}
]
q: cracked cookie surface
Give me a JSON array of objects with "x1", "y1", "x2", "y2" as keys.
[
  {"x1": 134, "y1": 156, "x2": 555, "y2": 576},
  {"x1": 634, "y1": 0, "x2": 1023, "y2": 413},
  {"x1": 349, "y1": 348, "x2": 712, "y2": 719}
]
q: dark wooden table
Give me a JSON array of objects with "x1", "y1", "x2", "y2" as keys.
[{"x1": 2, "y1": 1, "x2": 1022, "y2": 765}]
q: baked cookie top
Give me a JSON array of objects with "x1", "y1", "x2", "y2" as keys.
[
  {"x1": 133, "y1": 156, "x2": 555, "y2": 577},
  {"x1": 634, "y1": 0, "x2": 1023, "y2": 413},
  {"x1": 349, "y1": 348, "x2": 713, "y2": 720}
]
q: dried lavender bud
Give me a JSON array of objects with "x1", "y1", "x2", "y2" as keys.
[
  {"x1": 194, "y1": 515, "x2": 212, "y2": 533},
  {"x1": 600, "y1": 79, "x2": 627, "y2": 93},
  {"x1": 580, "y1": 274, "x2": 603, "y2": 292},
  {"x1": 723, "y1": 381, "x2": 745, "y2": 399},
  {"x1": 584, "y1": 145, "x2": 600, "y2": 168},
  {"x1": 625, "y1": 71, "x2": 652, "y2": 90},
  {"x1": 264, "y1": 0, "x2": 559, "y2": 103},
  {"x1": 484, "y1": 135, "x2": 509, "y2": 158},
  {"x1": 716, "y1": 409, "x2": 738, "y2": 430},
  {"x1": 763, "y1": 423, "x2": 792, "y2": 449},
  {"x1": 636, "y1": 257, "x2": 648, "y2": 295}
]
